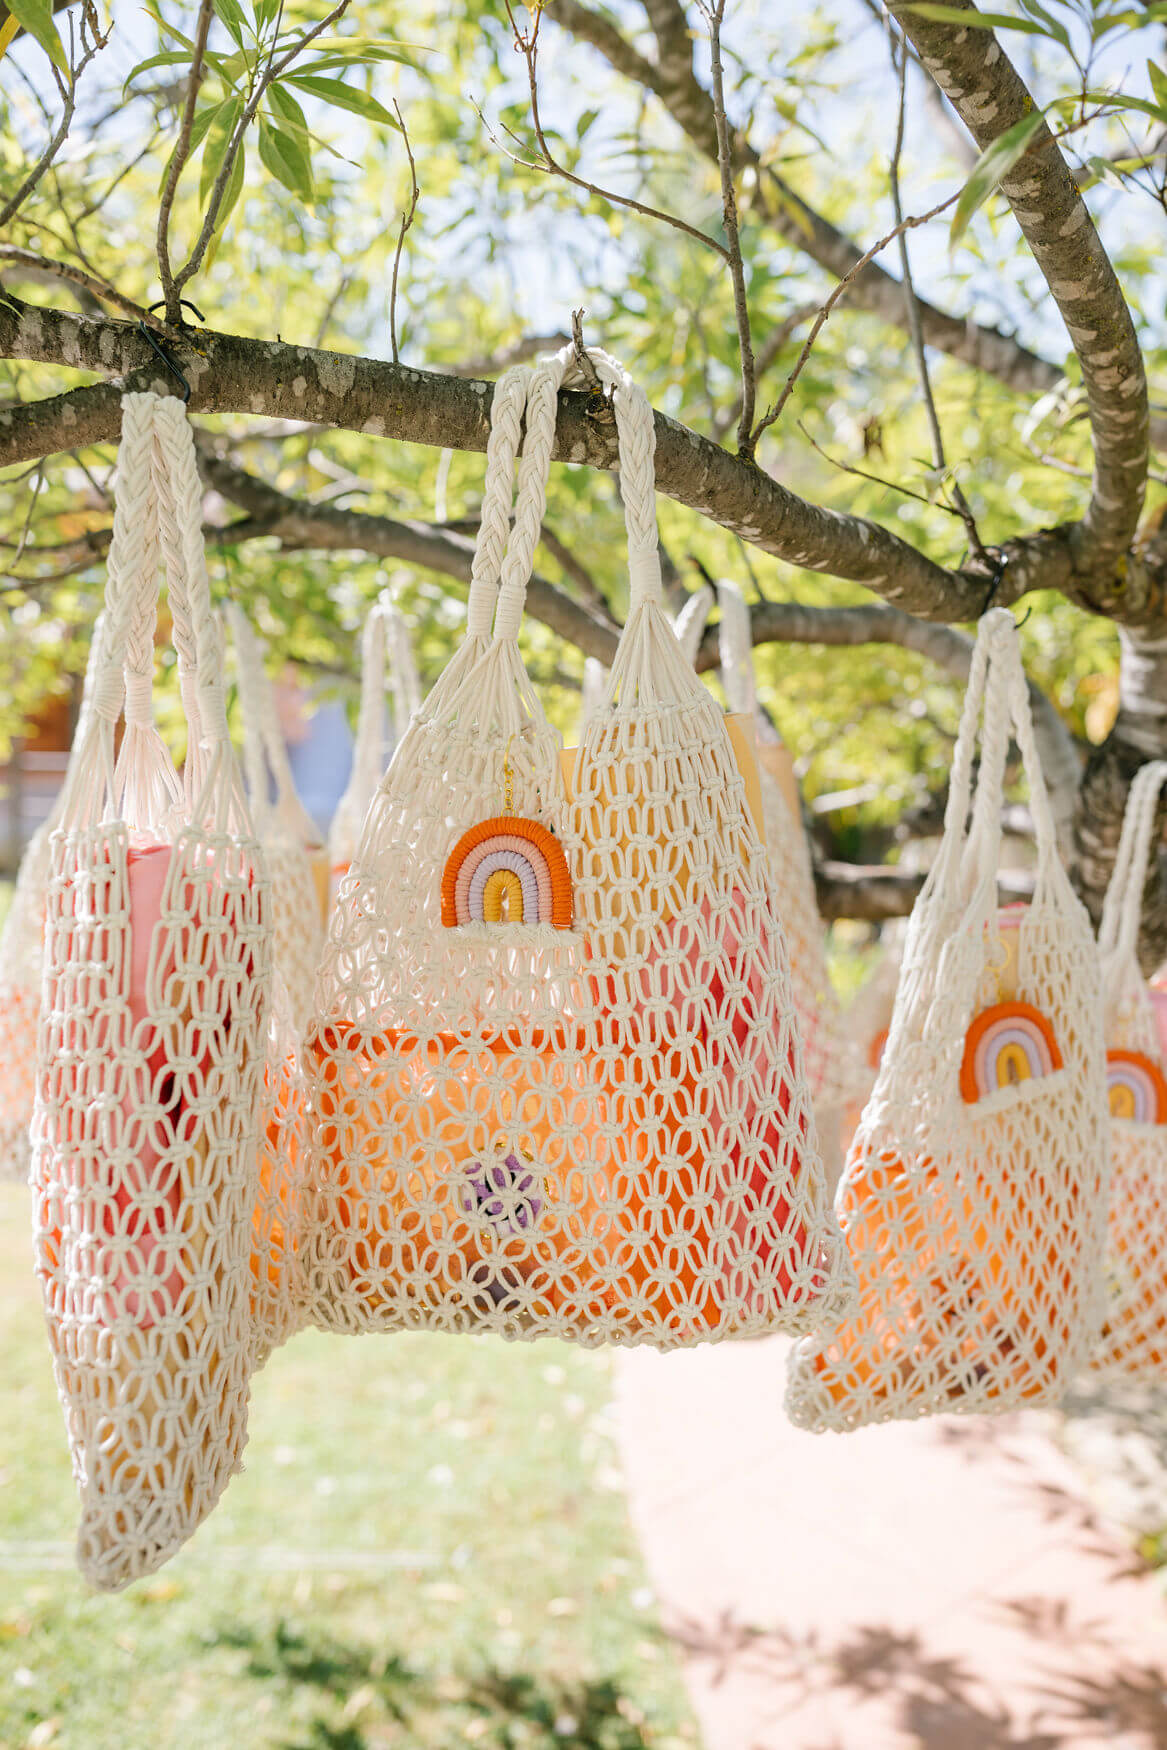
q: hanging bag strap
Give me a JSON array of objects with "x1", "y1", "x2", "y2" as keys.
[
  {"x1": 228, "y1": 602, "x2": 275, "y2": 826},
  {"x1": 417, "y1": 362, "x2": 533, "y2": 721},
  {"x1": 673, "y1": 585, "x2": 714, "y2": 669},
  {"x1": 58, "y1": 394, "x2": 182, "y2": 836},
  {"x1": 717, "y1": 578, "x2": 757, "y2": 718},
  {"x1": 385, "y1": 600, "x2": 421, "y2": 737},
  {"x1": 150, "y1": 395, "x2": 251, "y2": 836},
  {"x1": 1097, "y1": 759, "x2": 1167, "y2": 1005}
]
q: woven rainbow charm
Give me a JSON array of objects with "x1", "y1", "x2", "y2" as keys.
[
  {"x1": 960, "y1": 1001, "x2": 1063, "y2": 1103},
  {"x1": 1106, "y1": 1050, "x2": 1167, "y2": 1124},
  {"x1": 440, "y1": 815, "x2": 573, "y2": 929}
]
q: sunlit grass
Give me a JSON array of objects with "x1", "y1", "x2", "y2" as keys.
[{"x1": 0, "y1": 1186, "x2": 696, "y2": 1749}]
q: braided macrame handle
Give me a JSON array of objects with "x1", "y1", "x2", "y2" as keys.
[
  {"x1": 934, "y1": 610, "x2": 1061, "y2": 905},
  {"x1": 465, "y1": 363, "x2": 534, "y2": 640},
  {"x1": 491, "y1": 343, "x2": 575, "y2": 644},
  {"x1": 716, "y1": 578, "x2": 757, "y2": 718},
  {"x1": 575, "y1": 347, "x2": 662, "y2": 612},
  {"x1": 58, "y1": 394, "x2": 181, "y2": 833},
  {"x1": 152, "y1": 397, "x2": 231, "y2": 755},
  {"x1": 1098, "y1": 759, "x2": 1167, "y2": 971}
]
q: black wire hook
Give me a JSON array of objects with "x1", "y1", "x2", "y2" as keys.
[
  {"x1": 148, "y1": 298, "x2": 205, "y2": 325},
  {"x1": 980, "y1": 550, "x2": 1010, "y2": 617},
  {"x1": 137, "y1": 320, "x2": 192, "y2": 403}
]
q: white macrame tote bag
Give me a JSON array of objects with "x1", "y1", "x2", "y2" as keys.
[
  {"x1": 0, "y1": 618, "x2": 106, "y2": 1180},
  {"x1": 785, "y1": 608, "x2": 1108, "y2": 1431},
  {"x1": 1090, "y1": 759, "x2": 1167, "y2": 1377},
  {"x1": 229, "y1": 604, "x2": 324, "y2": 1033},
  {"x1": 31, "y1": 392, "x2": 293, "y2": 1590},
  {"x1": 303, "y1": 345, "x2": 853, "y2": 1344},
  {"x1": 329, "y1": 596, "x2": 420, "y2": 896}
]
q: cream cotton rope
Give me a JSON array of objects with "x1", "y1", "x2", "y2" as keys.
[
  {"x1": 785, "y1": 609, "x2": 1108, "y2": 1430},
  {"x1": 301, "y1": 344, "x2": 854, "y2": 1345}
]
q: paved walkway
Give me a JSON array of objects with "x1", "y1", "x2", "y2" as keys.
[{"x1": 615, "y1": 1336, "x2": 1167, "y2": 1750}]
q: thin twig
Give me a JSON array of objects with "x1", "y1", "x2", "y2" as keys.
[
  {"x1": 886, "y1": 23, "x2": 984, "y2": 560},
  {"x1": 797, "y1": 418, "x2": 974, "y2": 518},
  {"x1": 712, "y1": 300, "x2": 817, "y2": 442},
  {"x1": 156, "y1": 0, "x2": 215, "y2": 323},
  {"x1": 0, "y1": 3, "x2": 109, "y2": 233},
  {"x1": 754, "y1": 185, "x2": 960, "y2": 437},
  {"x1": 698, "y1": 0, "x2": 756, "y2": 457},
  {"x1": 495, "y1": 2, "x2": 730, "y2": 261},
  {"x1": 173, "y1": 0, "x2": 352, "y2": 304},
  {"x1": 570, "y1": 308, "x2": 602, "y2": 391},
  {"x1": 389, "y1": 99, "x2": 419, "y2": 366},
  {"x1": 0, "y1": 247, "x2": 160, "y2": 327}
]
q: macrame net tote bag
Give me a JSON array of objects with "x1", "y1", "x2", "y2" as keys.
[
  {"x1": 1090, "y1": 760, "x2": 1167, "y2": 1377},
  {"x1": 785, "y1": 609, "x2": 1108, "y2": 1431},
  {"x1": 303, "y1": 345, "x2": 853, "y2": 1344},
  {"x1": 31, "y1": 392, "x2": 286, "y2": 1590},
  {"x1": 229, "y1": 604, "x2": 324, "y2": 1033},
  {"x1": 0, "y1": 618, "x2": 107, "y2": 1180}
]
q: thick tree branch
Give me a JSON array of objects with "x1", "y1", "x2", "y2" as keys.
[
  {"x1": 697, "y1": 598, "x2": 1080, "y2": 842},
  {"x1": 890, "y1": 1, "x2": 1149, "y2": 592},
  {"x1": 547, "y1": 0, "x2": 1068, "y2": 401},
  {"x1": 197, "y1": 449, "x2": 623, "y2": 660},
  {"x1": 0, "y1": 296, "x2": 1093, "y2": 624}
]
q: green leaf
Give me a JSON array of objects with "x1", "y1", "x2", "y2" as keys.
[
  {"x1": 258, "y1": 118, "x2": 314, "y2": 203},
  {"x1": 200, "y1": 96, "x2": 243, "y2": 206},
  {"x1": 950, "y1": 109, "x2": 1046, "y2": 247},
  {"x1": 1016, "y1": 0, "x2": 1074, "y2": 53},
  {"x1": 156, "y1": 103, "x2": 219, "y2": 193},
  {"x1": 284, "y1": 73, "x2": 399, "y2": 126},
  {"x1": 266, "y1": 82, "x2": 311, "y2": 137},
  {"x1": 576, "y1": 107, "x2": 599, "y2": 142},
  {"x1": 212, "y1": 0, "x2": 247, "y2": 48},
  {"x1": 905, "y1": 5, "x2": 1050, "y2": 32},
  {"x1": 1082, "y1": 87, "x2": 1167, "y2": 123},
  {"x1": 123, "y1": 49, "x2": 194, "y2": 93},
  {"x1": 5, "y1": 0, "x2": 69, "y2": 74},
  {"x1": 1148, "y1": 60, "x2": 1167, "y2": 113},
  {"x1": 255, "y1": 0, "x2": 280, "y2": 24},
  {"x1": 204, "y1": 142, "x2": 246, "y2": 269},
  {"x1": 1082, "y1": 152, "x2": 1127, "y2": 190}
]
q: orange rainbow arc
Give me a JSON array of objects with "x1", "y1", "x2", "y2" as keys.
[
  {"x1": 1107, "y1": 1049, "x2": 1167, "y2": 1124},
  {"x1": 440, "y1": 815, "x2": 573, "y2": 930},
  {"x1": 959, "y1": 1000, "x2": 1063, "y2": 1105}
]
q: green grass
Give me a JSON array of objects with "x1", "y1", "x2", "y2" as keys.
[{"x1": 0, "y1": 1187, "x2": 697, "y2": 1750}]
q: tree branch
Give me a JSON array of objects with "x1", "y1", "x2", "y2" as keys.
[
  {"x1": 890, "y1": 1, "x2": 1150, "y2": 592},
  {"x1": 547, "y1": 0, "x2": 1070, "y2": 402},
  {"x1": 155, "y1": 0, "x2": 214, "y2": 323},
  {"x1": 695, "y1": 597, "x2": 1081, "y2": 841},
  {"x1": 0, "y1": 295, "x2": 1090, "y2": 623},
  {"x1": 197, "y1": 448, "x2": 624, "y2": 660}
]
